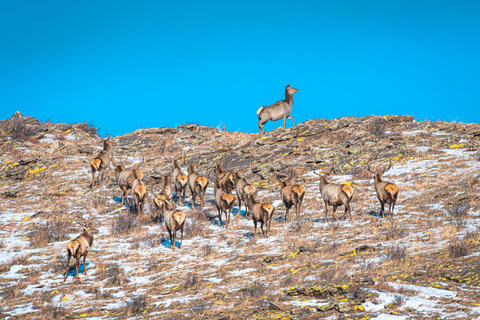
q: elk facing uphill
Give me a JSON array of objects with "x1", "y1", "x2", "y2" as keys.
[
  {"x1": 90, "y1": 138, "x2": 112, "y2": 188},
  {"x1": 277, "y1": 170, "x2": 305, "y2": 222},
  {"x1": 188, "y1": 164, "x2": 209, "y2": 209},
  {"x1": 317, "y1": 168, "x2": 355, "y2": 221},
  {"x1": 114, "y1": 157, "x2": 144, "y2": 206},
  {"x1": 172, "y1": 159, "x2": 188, "y2": 204},
  {"x1": 234, "y1": 171, "x2": 256, "y2": 218},
  {"x1": 246, "y1": 194, "x2": 275, "y2": 237},
  {"x1": 156, "y1": 198, "x2": 186, "y2": 250},
  {"x1": 64, "y1": 220, "x2": 98, "y2": 281},
  {"x1": 214, "y1": 180, "x2": 235, "y2": 228},
  {"x1": 215, "y1": 163, "x2": 235, "y2": 193},
  {"x1": 257, "y1": 84, "x2": 299, "y2": 134},
  {"x1": 132, "y1": 169, "x2": 147, "y2": 214},
  {"x1": 368, "y1": 161, "x2": 399, "y2": 219}
]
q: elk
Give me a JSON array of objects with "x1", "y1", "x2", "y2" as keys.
[
  {"x1": 317, "y1": 168, "x2": 355, "y2": 221},
  {"x1": 156, "y1": 197, "x2": 186, "y2": 250},
  {"x1": 215, "y1": 163, "x2": 235, "y2": 193},
  {"x1": 132, "y1": 169, "x2": 147, "y2": 214},
  {"x1": 245, "y1": 194, "x2": 275, "y2": 237},
  {"x1": 90, "y1": 138, "x2": 112, "y2": 188},
  {"x1": 155, "y1": 174, "x2": 173, "y2": 201},
  {"x1": 188, "y1": 164, "x2": 209, "y2": 209},
  {"x1": 256, "y1": 84, "x2": 299, "y2": 134},
  {"x1": 277, "y1": 169, "x2": 305, "y2": 222},
  {"x1": 172, "y1": 159, "x2": 188, "y2": 204},
  {"x1": 367, "y1": 160, "x2": 399, "y2": 219},
  {"x1": 233, "y1": 171, "x2": 256, "y2": 218},
  {"x1": 152, "y1": 191, "x2": 168, "y2": 224},
  {"x1": 214, "y1": 180, "x2": 235, "y2": 228},
  {"x1": 114, "y1": 156, "x2": 144, "y2": 206},
  {"x1": 64, "y1": 219, "x2": 98, "y2": 281}
]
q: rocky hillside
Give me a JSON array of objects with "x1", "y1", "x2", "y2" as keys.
[{"x1": 1, "y1": 112, "x2": 480, "y2": 319}]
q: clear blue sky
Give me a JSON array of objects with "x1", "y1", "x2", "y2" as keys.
[{"x1": 1, "y1": 1, "x2": 479, "y2": 136}]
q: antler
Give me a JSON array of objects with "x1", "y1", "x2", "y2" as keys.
[{"x1": 382, "y1": 159, "x2": 393, "y2": 173}]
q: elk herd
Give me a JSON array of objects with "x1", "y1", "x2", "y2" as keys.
[{"x1": 66, "y1": 127, "x2": 400, "y2": 280}]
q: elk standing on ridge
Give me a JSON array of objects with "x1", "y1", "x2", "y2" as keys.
[
  {"x1": 90, "y1": 138, "x2": 112, "y2": 188},
  {"x1": 215, "y1": 163, "x2": 235, "y2": 193},
  {"x1": 172, "y1": 159, "x2": 188, "y2": 204},
  {"x1": 64, "y1": 219, "x2": 98, "y2": 281},
  {"x1": 317, "y1": 168, "x2": 355, "y2": 221},
  {"x1": 245, "y1": 194, "x2": 275, "y2": 237},
  {"x1": 132, "y1": 169, "x2": 147, "y2": 214},
  {"x1": 214, "y1": 180, "x2": 235, "y2": 228},
  {"x1": 233, "y1": 171, "x2": 256, "y2": 218},
  {"x1": 367, "y1": 161, "x2": 399, "y2": 219},
  {"x1": 256, "y1": 84, "x2": 299, "y2": 134},
  {"x1": 156, "y1": 197, "x2": 186, "y2": 250},
  {"x1": 277, "y1": 169, "x2": 305, "y2": 222},
  {"x1": 188, "y1": 164, "x2": 209, "y2": 209}
]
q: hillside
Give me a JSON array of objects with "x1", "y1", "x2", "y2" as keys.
[{"x1": 1, "y1": 112, "x2": 480, "y2": 319}]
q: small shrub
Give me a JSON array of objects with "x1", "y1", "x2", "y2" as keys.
[
  {"x1": 352, "y1": 167, "x2": 371, "y2": 180},
  {"x1": 387, "y1": 245, "x2": 406, "y2": 261},
  {"x1": 393, "y1": 293, "x2": 405, "y2": 307},
  {"x1": 385, "y1": 225, "x2": 406, "y2": 240},
  {"x1": 78, "y1": 122, "x2": 98, "y2": 136},
  {"x1": 203, "y1": 243, "x2": 214, "y2": 257},
  {"x1": 125, "y1": 294, "x2": 148, "y2": 316},
  {"x1": 0, "y1": 254, "x2": 30, "y2": 273},
  {"x1": 6, "y1": 118, "x2": 43, "y2": 140},
  {"x1": 29, "y1": 220, "x2": 70, "y2": 248},
  {"x1": 107, "y1": 264, "x2": 125, "y2": 285},
  {"x1": 185, "y1": 221, "x2": 209, "y2": 238},
  {"x1": 288, "y1": 219, "x2": 312, "y2": 234},
  {"x1": 111, "y1": 214, "x2": 137, "y2": 235},
  {"x1": 447, "y1": 202, "x2": 470, "y2": 227},
  {"x1": 240, "y1": 282, "x2": 265, "y2": 299},
  {"x1": 348, "y1": 284, "x2": 367, "y2": 302},
  {"x1": 41, "y1": 304, "x2": 68, "y2": 320},
  {"x1": 370, "y1": 118, "x2": 387, "y2": 138},
  {"x1": 183, "y1": 273, "x2": 199, "y2": 291},
  {"x1": 448, "y1": 242, "x2": 469, "y2": 259}
]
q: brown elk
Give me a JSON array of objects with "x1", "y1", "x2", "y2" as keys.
[
  {"x1": 233, "y1": 171, "x2": 256, "y2": 218},
  {"x1": 156, "y1": 197, "x2": 186, "y2": 250},
  {"x1": 172, "y1": 159, "x2": 188, "y2": 204},
  {"x1": 367, "y1": 160, "x2": 399, "y2": 219},
  {"x1": 317, "y1": 168, "x2": 355, "y2": 221},
  {"x1": 277, "y1": 168, "x2": 305, "y2": 222},
  {"x1": 114, "y1": 156, "x2": 144, "y2": 206},
  {"x1": 64, "y1": 219, "x2": 98, "y2": 281},
  {"x1": 90, "y1": 138, "x2": 112, "y2": 188},
  {"x1": 214, "y1": 180, "x2": 235, "y2": 228},
  {"x1": 132, "y1": 169, "x2": 147, "y2": 214},
  {"x1": 245, "y1": 194, "x2": 275, "y2": 237},
  {"x1": 188, "y1": 164, "x2": 209, "y2": 209},
  {"x1": 215, "y1": 163, "x2": 235, "y2": 193},
  {"x1": 256, "y1": 84, "x2": 299, "y2": 134}
]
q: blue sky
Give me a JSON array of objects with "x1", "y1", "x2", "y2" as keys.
[{"x1": 1, "y1": 1, "x2": 479, "y2": 136}]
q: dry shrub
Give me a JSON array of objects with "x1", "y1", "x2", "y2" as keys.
[
  {"x1": 77, "y1": 122, "x2": 98, "y2": 136},
  {"x1": 0, "y1": 254, "x2": 30, "y2": 273},
  {"x1": 183, "y1": 273, "x2": 199, "y2": 291},
  {"x1": 352, "y1": 168, "x2": 371, "y2": 180},
  {"x1": 41, "y1": 304, "x2": 68, "y2": 320},
  {"x1": 203, "y1": 243, "x2": 214, "y2": 257},
  {"x1": 107, "y1": 263, "x2": 125, "y2": 285},
  {"x1": 348, "y1": 284, "x2": 367, "y2": 302},
  {"x1": 111, "y1": 214, "x2": 137, "y2": 235},
  {"x1": 385, "y1": 225, "x2": 406, "y2": 240},
  {"x1": 387, "y1": 245, "x2": 406, "y2": 262},
  {"x1": 2, "y1": 283, "x2": 24, "y2": 301},
  {"x1": 370, "y1": 118, "x2": 386, "y2": 137},
  {"x1": 447, "y1": 202, "x2": 469, "y2": 227},
  {"x1": 448, "y1": 242, "x2": 469, "y2": 259},
  {"x1": 240, "y1": 282, "x2": 265, "y2": 299},
  {"x1": 29, "y1": 220, "x2": 70, "y2": 248},
  {"x1": 125, "y1": 294, "x2": 149, "y2": 316},
  {"x1": 185, "y1": 221, "x2": 209, "y2": 238},
  {"x1": 288, "y1": 219, "x2": 312, "y2": 234},
  {"x1": 5, "y1": 117, "x2": 45, "y2": 141}
]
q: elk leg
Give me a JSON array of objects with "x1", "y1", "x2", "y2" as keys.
[
  {"x1": 285, "y1": 207, "x2": 289, "y2": 223},
  {"x1": 217, "y1": 208, "x2": 221, "y2": 226},
  {"x1": 324, "y1": 201, "x2": 330, "y2": 221},
  {"x1": 288, "y1": 116, "x2": 296, "y2": 127},
  {"x1": 168, "y1": 229, "x2": 173, "y2": 250},
  {"x1": 64, "y1": 252, "x2": 71, "y2": 281},
  {"x1": 260, "y1": 221, "x2": 265, "y2": 237},
  {"x1": 332, "y1": 205, "x2": 338, "y2": 221},
  {"x1": 75, "y1": 258, "x2": 79, "y2": 280},
  {"x1": 180, "y1": 224, "x2": 184, "y2": 249},
  {"x1": 253, "y1": 219, "x2": 257, "y2": 235},
  {"x1": 83, "y1": 254, "x2": 87, "y2": 275},
  {"x1": 91, "y1": 167, "x2": 96, "y2": 189},
  {"x1": 283, "y1": 117, "x2": 286, "y2": 129},
  {"x1": 380, "y1": 202, "x2": 385, "y2": 218},
  {"x1": 173, "y1": 230, "x2": 177, "y2": 250}
]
